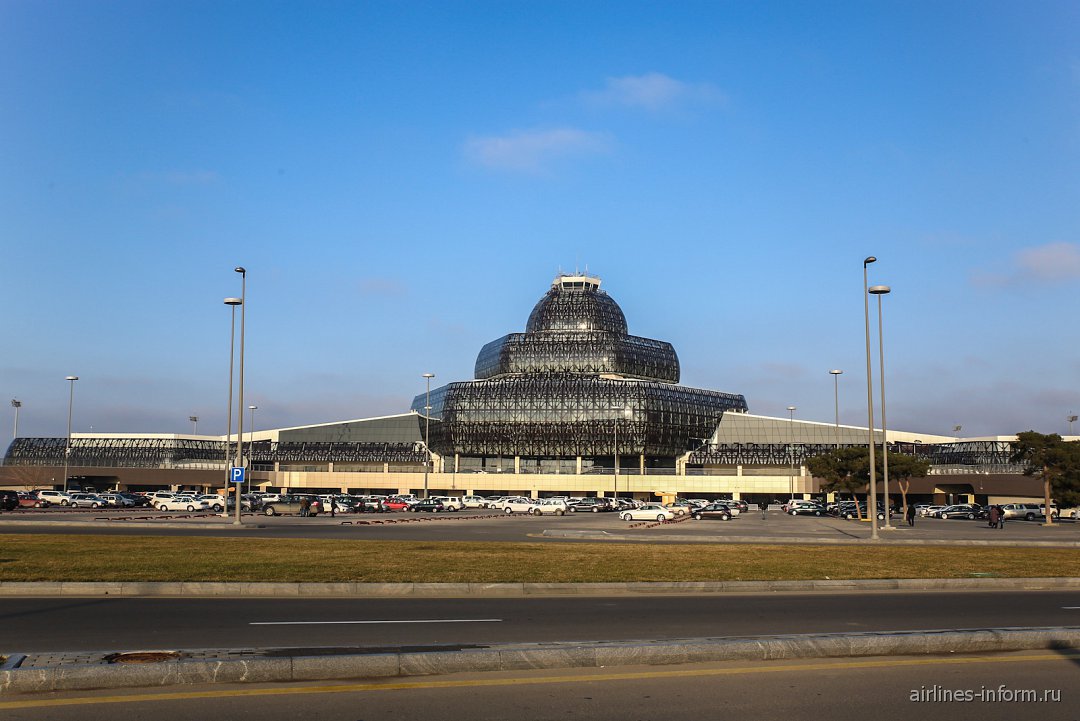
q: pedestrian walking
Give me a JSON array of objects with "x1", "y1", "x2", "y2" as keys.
[
  {"x1": 905, "y1": 504, "x2": 916, "y2": 527},
  {"x1": 329, "y1": 497, "x2": 336, "y2": 518},
  {"x1": 299, "y1": 496, "x2": 310, "y2": 517},
  {"x1": 988, "y1": 505, "x2": 1000, "y2": 529},
  {"x1": 759, "y1": 500, "x2": 768, "y2": 520},
  {"x1": 997, "y1": 505, "x2": 1006, "y2": 529}
]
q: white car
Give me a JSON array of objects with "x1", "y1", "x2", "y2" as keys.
[
  {"x1": 37, "y1": 490, "x2": 72, "y2": 506},
  {"x1": 461, "y1": 495, "x2": 489, "y2": 508},
  {"x1": 157, "y1": 497, "x2": 210, "y2": 512},
  {"x1": 99, "y1": 493, "x2": 135, "y2": 507},
  {"x1": 621, "y1": 504, "x2": 676, "y2": 522},
  {"x1": 500, "y1": 497, "x2": 540, "y2": 514},
  {"x1": 533, "y1": 499, "x2": 570, "y2": 515},
  {"x1": 432, "y1": 496, "x2": 465, "y2": 511},
  {"x1": 196, "y1": 494, "x2": 232, "y2": 512}
]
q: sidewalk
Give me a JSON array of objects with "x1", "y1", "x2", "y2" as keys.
[{"x1": 4, "y1": 626, "x2": 1080, "y2": 694}]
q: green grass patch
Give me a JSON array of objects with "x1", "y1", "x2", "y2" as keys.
[{"x1": 0, "y1": 535, "x2": 1078, "y2": 583}]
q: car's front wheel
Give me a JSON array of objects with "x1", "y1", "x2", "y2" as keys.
[
  {"x1": 264, "y1": 506, "x2": 276, "y2": 516},
  {"x1": 159, "y1": 504, "x2": 169, "y2": 511},
  {"x1": 657, "y1": 514, "x2": 666, "y2": 522},
  {"x1": 621, "y1": 513, "x2": 631, "y2": 521},
  {"x1": 504, "y1": 507, "x2": 513, "y2": 515},
  {"x1": 790, "y1": 510, "x2": 797, "y2": 516}
]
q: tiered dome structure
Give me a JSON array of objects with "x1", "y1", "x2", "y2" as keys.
[{"x1": 411, "y1": 274, "x2": 747, "y2": 466}]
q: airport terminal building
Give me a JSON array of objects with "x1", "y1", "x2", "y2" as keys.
[{"x1": 0, "y1": 274, "x2": 1047, "y2": 505}]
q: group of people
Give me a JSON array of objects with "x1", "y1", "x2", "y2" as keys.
[
  {"x1": 298, "y1": 496, "x2": 322, "y2": 517},
  {"x1": 987, "y1": 504, "x2": 1007, "y2": 529}
]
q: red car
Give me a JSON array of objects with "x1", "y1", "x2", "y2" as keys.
[
  {"x1": 18, "y1": 491, "x2": 50, "y2": 508},
  {"x1": 381, "y1": 498, "x2": 411, "y2": 511}
]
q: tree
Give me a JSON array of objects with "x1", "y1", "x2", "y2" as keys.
[
  {"x1": 806, "y1": 447, "x2": 872, "y2": 519},
  {"x1": 1011, "y1": 431, "x2": 1080, "y2": 524},
  {"x1": 806, "y1": 447, "x2": 930, "y2": 520}
]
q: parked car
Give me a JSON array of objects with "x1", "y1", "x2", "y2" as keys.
[
  {"x1": 17, "y1": 491, "x2": 50, "y2": 508},
  {"x1": 620, "y1": 504, "x2": 676, "y2": 522},
  {"x1": 412, "y1": 499, "x2": 446, "y2": 513},
  {"x1": 36, "y1": 490, "x2": 72, "y2": 506},
  {"x1": 788, "y1": 502, "x2": 827, "y2": 517},
  {"x1": 534, "y1": 498, "x2": 570, "y2": 515},
  {"x1": 938, "y1": 504, "x2": 981, "y2": 520},
  {"x1": 157, "y1": 496, "x2": 210, "y2": 512},
  {"x1": 500, "y1": 497, "x2": 540, "y2": 514},
  {"x1": 922, "y1": 505, "x2": 947, "y2": 518},
  {"x1": 691, "y1": 503, "x2": 734, "y2": 521},
  {"x1": 118, "y1": 492, "x2": 152, "y2": 507},
  {"x1": 99, "y1": 493, "x2": 135, "y2": 508},
  {"x1": 261, "y1": 495, "x2": 319, "y2": 516},
  {"x1": 0, "y1": 490, "x2": 19, "y2": 511},
  {"x1": 194, "y1": 494, "x2": 232, "y2": 512},
  {"x1": 461, "y1": 495, "x2": 490, "y2": 508},
  {"x1": 567, "y1": 497, "x2": 614, "y2": 513},
  {"x1": 432, "y1": 496, "x2": 465, "y2": 511},
  {"x1": 68, "y1": 493, "x2": 110, "y2": 508}
]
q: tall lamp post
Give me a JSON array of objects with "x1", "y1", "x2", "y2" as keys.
[
  {"x1": 233, "y1": 267, "x2": 247, "y2": 525},
  {"x1": 63, "y1": 377, "x2": 78, "y2": 492},
  {"x1": 224, "y1": 297, "x2": 242, "y2": 516},
  {"x1": 1068, "y1": 415, "x2": 1077, "y2": 436},
  {"x1": 189, "y1": 415, "x2": 199, "y2": 435},
  {"x1": 247, "y1": 405, "x2": 258, "y2": 495},
  {"x1": 787, "y1": 406, "x2": 797, "y2": 501},
  {"x1": 869, "y1": 284, "x2": 893, "y2": 529},
  {"x1": 863, "y1": 256, "x2": 879, "y2": 540},
  {"x1": 829, "y1": 370, "x2": 843, "y2": 448},
  {"x1": 422, "y1": 373, "x2": 435, "y2": 499},
  {"x1": 11, "y1": 399, "x2": 21, "y2": 439}
]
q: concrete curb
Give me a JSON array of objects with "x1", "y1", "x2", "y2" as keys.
[
  {"x1": 1, "y1": 577, "x2": 1079, "y2": 598},
  {"x1": 3, "y1": 627, "x2": 1079, "y2": 694},
  {"x1": 539, "y1": 529, "x2": 1080, "y2": 547},
  {"x1": 0, "y1": 520, "x2": 266, "y2": 531}
]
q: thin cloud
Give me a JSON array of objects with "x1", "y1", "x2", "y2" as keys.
[
  {"x1": 463, "y1": 128, "x2": 612, "y2": 172},
  {"x1": 581, "y1": 72, "x2": 725, "y2": 111},
  {"x1": 973, "y1": 242, "x2": 1080, "y2": 287}
]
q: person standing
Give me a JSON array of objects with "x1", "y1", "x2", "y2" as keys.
[
  {"x1": 905, "y1": 504, "x2": 916, "y2": 527},
  {"x1": 997, "y1": 505, "x2": 1006, "y2": 529},
  {"x1": 988, "y1": 505, "x2": 1000, "y2": 529},
  {"x1": 299, "y1": 496, "x2": 310, "y2": 517},
  {"x1": 758, "y1": 500, "x2": 768, "y2": 520}
]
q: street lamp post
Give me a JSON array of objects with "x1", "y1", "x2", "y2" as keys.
[
  {"x1": 189, "y1": 415, "x2": 199, "y2": 435},
  {"x1": 422, "y1": 373, "x2": 435, "y2": 499},
  {"x1": 829, "y1": 370, "x2": 842, "y2": 448},
  {"x1": 63, "y1": 377, "x2": 78, "y2": 492},
  {"x1": 787, "y1": 406, "x2": 797, "y2": 501},
  {"x1": 1068, "y1": 415, "x2": 1077, "y2": 436},
  {"x1": 613, "y1": 406, "x2": 631, "y2": 500},
  {"x1": 224, "y1": 297, "x2": 242, "y2": 516},
  {"x1": 870, "y1": 284, "x2": 893, "y2": 530},
  {"x1": 247, "y1": 405, "x2": 258, "y2": 495},
  {"x1": 233, "y1": 267, "x2": 247, "y2": 526},
  {"x1": 863, "y1": 256, "x2": 879, "y2": 540},
  {"x1": 11, "y1": 399, "x2": 21, "y2": 439}
]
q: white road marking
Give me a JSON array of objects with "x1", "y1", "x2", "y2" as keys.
[
  {"x1": 249, "y1": 618, "x2": 503, "y2": 625},
  {"x1": 1062, "y1": 607, "x2": 1080, "y2": 610}
]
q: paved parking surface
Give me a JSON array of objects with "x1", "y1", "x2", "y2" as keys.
[{"x1": 0, "y1": 506, "x2": 1077, "y2": 544}]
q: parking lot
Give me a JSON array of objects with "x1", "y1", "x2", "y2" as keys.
[{"x1": 1, "y1": 502, "x2": 1077, "y2": 545}]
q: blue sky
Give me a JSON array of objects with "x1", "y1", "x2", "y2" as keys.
[{"x1": 2, "y1": 0, "x2": 1079, "y2": 441}]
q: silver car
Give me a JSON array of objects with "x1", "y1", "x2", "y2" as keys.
[{"x1": 68, "y1": 493, "x2": 110, "y2": 508}]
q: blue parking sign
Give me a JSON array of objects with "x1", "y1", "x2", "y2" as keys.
[{"x1": 230, "y1": 467, "x2": 246, "y2": 483}]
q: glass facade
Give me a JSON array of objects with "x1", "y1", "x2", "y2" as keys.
[{"x1": 412, "y1": 274, "x2": 749, "y2": 461}]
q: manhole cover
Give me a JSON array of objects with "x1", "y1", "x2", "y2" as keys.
[{"x1": 104, "y1": 651, "x2": 182, "y2": 664}]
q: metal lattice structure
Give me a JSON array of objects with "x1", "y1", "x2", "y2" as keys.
[
  {"x1": 687, "y1": 440, "x2": 1023, "y2": 472},
  {"x1": 412, "y1": 274, "x2": 748, "y2": 459},
  {"x1": 2, "y1": 438, "x2": 428, "y2": 468}
]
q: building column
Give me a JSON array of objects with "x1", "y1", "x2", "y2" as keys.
[{"x1": 514, "y1": 456, "x2": 520, "y2": 473}]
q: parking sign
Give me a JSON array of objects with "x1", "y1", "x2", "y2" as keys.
[{"x1": 230, "y1": 467, "x2": 246, "y2": 484}]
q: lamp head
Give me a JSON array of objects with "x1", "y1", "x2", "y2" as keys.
[
  {"x1": 829, "y1": 369, "x2": 843, "y2": 375},
  {"x1": 11, "y1": 399, "x2": 21, "y2": 408},
  {"x1": 422, "y1": 372, "x2": 435, "y2": 379},
  {"x1": 234, "y1": 266, "x2": 246, "y2": 275},
  {"x1": 787, "y1": 406, "x2": 796, "y2": 412},
  {"x1": 249, "y1": 405, "x2": 258, "y2": 411},
  {"x1": 65, "y1": 376, "x2": 79, "y2": 381},
  {"x1": 868, "y1": 285, "x2": 891, "y2": 295},
  {"x1": 864, "y1": 256, "x2": 877, "y2": 266},
  {"x1": 224, "y1": 297, "x2": 242, "y2": 306}
]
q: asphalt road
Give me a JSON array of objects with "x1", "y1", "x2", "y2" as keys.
[
  {"x1": 4, "y1": 590, "x2": 1080, "y2": 653},
  {"x1": 3, "y1": 650, "x2": 1076, "y2": 720}
]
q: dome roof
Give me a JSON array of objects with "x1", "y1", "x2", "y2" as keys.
[{"x1": 525, "y1": 275, "x2": 628, "y2": 334}]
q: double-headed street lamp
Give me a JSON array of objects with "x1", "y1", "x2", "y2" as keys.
[
  {"x1": 224, "y1": 297, "x2": 242, "y2": 516},
  {"x1": 869, "y1": 284, "x2": 893, "y2": 530},
  {"x1": 233, "y1": 267, "x2": 247, "y2": 525},
  {"x1": 11, "y1": 399, "x2": 21, "y2": 439},
  {"x1": 862, "y1": 257, "x2": 879, "y2": 540},
  {"x1": 829, "y1": 370, "x2": 843, "y2": 448},
  {"x1": 1069, "y1": 415, "x2": 1077, "y2": 436},
  {"x1": 63, "y1": 377, "x2": 78, "y2": 493},
  {"x1": 422, "y1": 373, "x2": 435, "y2": 499},
  {"x1": 189, "y1": 415, "x2": 199, "y2": 434}
]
